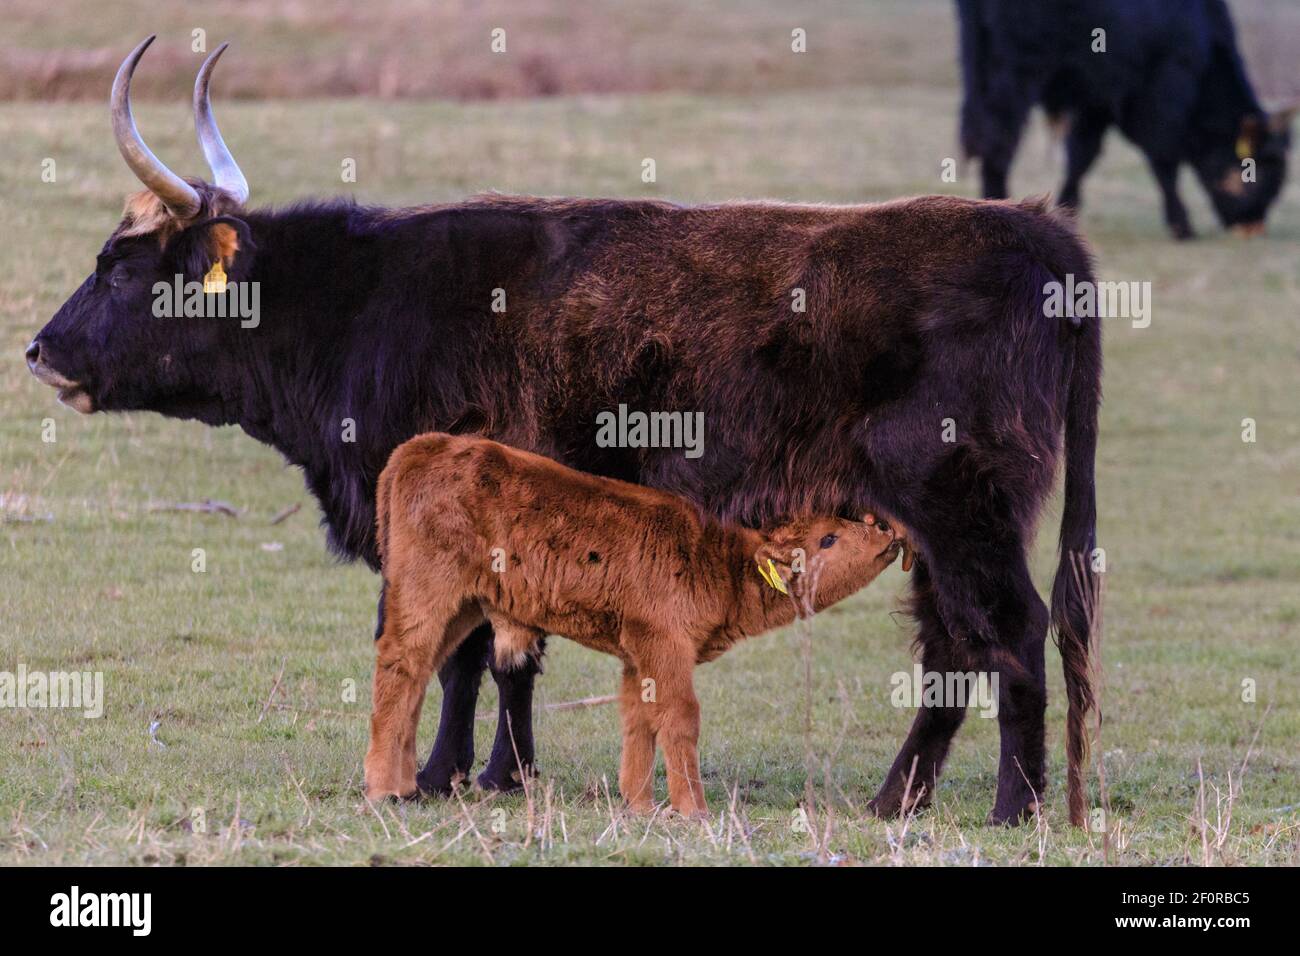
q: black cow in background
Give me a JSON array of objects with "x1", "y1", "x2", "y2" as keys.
[{"x1": 958, "y1": 0, "x2": 1295, "y2": 237}]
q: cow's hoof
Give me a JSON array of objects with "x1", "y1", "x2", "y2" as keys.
[
  {"x1": 868, "y1": 785, "x2": 930, "y2": 819},
  {"x1": 476, "y1": 763, "x2": 534, "y2": 793},
  {"x1": 1170, "y1": 223, "x2": 1195, "y2": 241},
  {"x1": 416, "y1": 764, "x2": 469, "y2": 797},
  {"x1": 986, "y1": 799, "x2": 1040, "y2": 827},
  {"x1": 867, "y1": 796, "x2": 900, "y2": 819}
]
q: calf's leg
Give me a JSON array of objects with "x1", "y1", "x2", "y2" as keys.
[
  {"x1": 618, "y1": 665, "x2": 657, "y2": 812},
  {"x1": 643, "y1": 653, "x2": 706, "y2": 818},
  {"x1": 367, "y1": 594, "x2": 482, "y2": 801},
  {"x1": 366, "y1": 608, "x2": 447, "y2": 800}
]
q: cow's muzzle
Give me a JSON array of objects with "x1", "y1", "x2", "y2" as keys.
[{"x1": 25, "y1": 340, "x2": 96, "y2": 414}]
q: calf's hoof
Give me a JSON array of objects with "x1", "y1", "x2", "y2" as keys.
[{"x1": 363, "y1": 783, "x2": 419, "y2": 803}]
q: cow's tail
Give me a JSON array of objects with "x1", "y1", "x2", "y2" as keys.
[
  {"x1": 1050, "y1": 281, "x2": 1102, "y2": 828},
  {"x1": 956, "y1": 0, "x2": 990, "y2": 159}
]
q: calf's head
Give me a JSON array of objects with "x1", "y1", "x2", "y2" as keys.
[
  {"x1": 26, "y1": 37, "x2": 253, "y2": 420},
  {"x1": 755, "y1": 512, "x2": 909, "y2": 615}
]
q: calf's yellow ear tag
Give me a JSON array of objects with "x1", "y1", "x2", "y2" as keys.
[
  {"x1": 202, "y1": 260, "x2": 228, "y2": 294},
  {"x1": 1235, "y1": 135, "x2": 1252, "y2": 160},
  {"x1": 756, "y1": 558, "x2": 788, "y2": 594}
]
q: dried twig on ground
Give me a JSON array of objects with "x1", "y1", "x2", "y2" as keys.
[
  {"x1": 269, "y1": 502, "x2": 302, "y2": 525},
  {"x1": 147, "y1": 498, "x2": 240, "y2": 518}
]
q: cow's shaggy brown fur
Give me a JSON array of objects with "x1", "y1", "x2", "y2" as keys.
[{"x1": 365, "y1": 433, "x2": 904, "y2": 814}]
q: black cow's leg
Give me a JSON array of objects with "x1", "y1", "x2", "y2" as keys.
[
  {"x1": 868, "y1": 562, "x2": 969, "y2": 817},
  {"x1": 477, "y1": 639, "x2": 545, "y2": 791},
  {"x1": 979, "y1": 89, "x2": 1033, "y2": 199},
  {"x1": 873, "y1": 506, "x2": 1048, "y2": 825},
  {"x1": 416, "y1": 623, "x2": 492, "y2": 795},
  {"x1": 1058, "y1": 108, "x2": 1110, "y2": 209},
  {"x1": 1148, "y1": 157, "x2": 1193, "y2": 239},
  {"x1": 987, "y1": 553, "x2": 1050, "y2": 825}
]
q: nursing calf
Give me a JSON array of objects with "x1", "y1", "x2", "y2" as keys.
[{"x1": 365, "y1": 433, "x2": 906, "y2": 814}]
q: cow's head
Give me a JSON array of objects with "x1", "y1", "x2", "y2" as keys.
[
  {"x1": 1194, "y1": 109, "x2": 1295, "y2": 236},
  {"x1": 27, "y1": 37, "x2": 253, "y2": 419}
]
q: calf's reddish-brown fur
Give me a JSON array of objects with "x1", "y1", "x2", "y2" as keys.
[{"x1": 365, "y1": 432, "x2": 904, "y2": 814}]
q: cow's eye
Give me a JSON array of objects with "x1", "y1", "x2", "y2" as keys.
[
  {"x1": 819, "y1": 533, "x2": 838, "y2": 549},
  {"x1": 108, "y1": 265, "x2": 129, "y2": 289}
]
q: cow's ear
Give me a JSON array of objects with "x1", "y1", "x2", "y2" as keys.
[
  {"x1": 170, "y1": 216, "x2": 256, "y2": 284},
  {"x1": 1236, "y1": 114, "x2": 1266, "y2": 158}
]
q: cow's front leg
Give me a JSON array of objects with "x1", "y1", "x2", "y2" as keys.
[
  {"x1": 477, "y1": 637, "x2": 545, "y2": 791},
  {"x1": 416, "y1": 623, "x2": 491, "y2": 795},
  {"x1": 1149, "y1": 157, "x2": 1193, "y2": 239}
]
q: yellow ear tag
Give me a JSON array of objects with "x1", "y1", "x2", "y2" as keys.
[
  {"x1": 1235, "y1": 136, "x2": 1252, "y2": 161},
  {"x1": 202, "y1": 260, "x2": 228, "y2": 294},
  {"x1": 764, "y1": 558, "x2": 788, "y2": 595}
]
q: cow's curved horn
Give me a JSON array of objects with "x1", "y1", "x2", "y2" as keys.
[
  {"x1": 193, "y1": 42, "x2": 249, "y2": 204},
  {"x1": 111, "y1": 36, "x2": 202, "y2": 220}
]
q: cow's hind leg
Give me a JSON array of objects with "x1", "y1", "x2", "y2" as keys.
[
  {"x1": 868, "y1": 561, "x2": 969, "y2": 818},
  {"x1": 872, "y1": 520, "x2": 1048, "y2": 825},
  {"x1": 417, "y1": 622, "x2": 492, "y2": 795},
  {"x1": 477, "y1": 641, "x2": 545, "y2": 792},
  {"x1": 986, "y1": 552, "x2": 1049, "y2": 825}
]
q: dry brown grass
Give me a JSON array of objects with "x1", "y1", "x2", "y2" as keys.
[{"x1": 4, "y1": 0, "x2": 957, "y2": 102}]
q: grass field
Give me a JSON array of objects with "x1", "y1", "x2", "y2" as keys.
[{"x1": 2, "y1": 47, "x2": 1299, "y2": 863}]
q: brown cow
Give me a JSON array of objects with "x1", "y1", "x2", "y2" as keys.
[{"x1": 365, "y1": 433, "x2": 906, "y2": 815}]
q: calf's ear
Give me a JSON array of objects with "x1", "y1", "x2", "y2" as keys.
[
  {"x1": 753, "y1": 547, "x2": 793, "y2": 593},
  {"x1": 168, "y1": 216, "x2": 256, "y2": 285}
]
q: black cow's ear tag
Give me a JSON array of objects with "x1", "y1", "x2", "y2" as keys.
[{"x1": 202, "y1": 260, "x2": 228, "y2": 294}]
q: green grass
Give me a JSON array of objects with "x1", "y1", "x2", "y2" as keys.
[{"x1": 1, "y1": 82, "x2": 1298, "y2": 865}]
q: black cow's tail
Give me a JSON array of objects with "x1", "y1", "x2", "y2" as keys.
[
  {"x1": 1050, "y1": 291, "x2": 1102, "y2": 829},
  {"x1": 956, "y1": 0, "x2": 990, "y2": 160}
]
